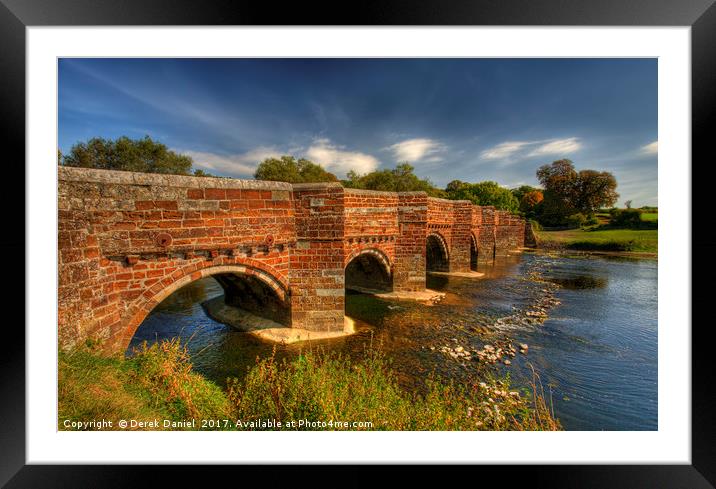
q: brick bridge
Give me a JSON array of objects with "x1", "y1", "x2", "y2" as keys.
[{"x1": 58, "y1": 166, "x2": 526, "y2": 352}]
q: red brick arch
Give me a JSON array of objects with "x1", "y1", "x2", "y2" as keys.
[
  {"x1": 470, "y1": 232, "x2": 479, "y2": 254},
  {"x1": 113, "y1": 257, "x2": 289, "y2": 351},
  {"x1": 344, "y1": 247, "x2": 393, "y2": 277},
  {"x1": 427, "y1": 231, "x2": 450, "y2": 261}
]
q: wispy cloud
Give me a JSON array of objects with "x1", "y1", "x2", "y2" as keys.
[
  {"x1": 527, "y1": 137, "x2": 582, "y2": 157},
  {"x1": 480, "y1": 137, "x2": 582, "y2": 162},
  {"x1": 480, "y1": 141, "x2": 531, "y2": 160},
  {"x1": 640, "y1": 140, "x2": 658, "y2": 155},
  {"x1": 305, "y1": 139, "x2": 380, "y2": 176},
  {"x1": 179, "y1": 147, "x2": 281, "y2": 177},
  {"x1": 388, "y1": 138, "x2": 446, "y2": 163}
]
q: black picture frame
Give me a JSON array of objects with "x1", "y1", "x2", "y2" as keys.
[{"x1": 2, "y1": 0, "x2": 713, "y2": 486}]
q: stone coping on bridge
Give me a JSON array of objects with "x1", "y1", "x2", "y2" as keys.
[
  {"x1": 58, "y1": 166, "x2": 293, "y2": 190},
  {"x1": 426, "y1": 196, "x2": 474, "y2": 205},
  {"x1": 58, "y1": 167, "x2": 523, "y2": 207},
  {"x1": 345, "y1": 187, "x2": 428, "y2": 197}
]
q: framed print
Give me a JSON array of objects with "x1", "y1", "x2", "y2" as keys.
[{"x1": 2, "y1": 0, "x2": 715, "y2": 486}]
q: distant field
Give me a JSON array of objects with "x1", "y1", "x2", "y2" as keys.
[
  {"x1": 536, "y1": 228, "x2": 658, "y2": 253},
  {"x1": 640, "y1": 212, "x2": 658, "y2": 222}
]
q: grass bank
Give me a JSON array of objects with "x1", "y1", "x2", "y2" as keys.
[
  {"x1": 59, "y1": 339, "x2": 560, "y2": 431},
  {"x1": 58, "y1": 339, "x2": 234, "y2": 430},
  {"x1": 536, "y1": 228, "x2": 658, "y2": 253}
]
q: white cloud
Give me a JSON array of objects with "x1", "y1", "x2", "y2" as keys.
[
  {"x1": 305, "y1": 139, "x2": 379, "y2": 176},
  {"x1": 480, "y1": 141, "x2": 531, "y2": 160},
  {"x1": 528, "y1": 137, "x2": 582, "y2": 157},
  {"x1": 640, "y1": 141, "x2": 658, "y2": 155},
  {"x1": 179, "y1": 147, "x2": 282, "y2": 177},
  {"x1": 388, "y1": 138, "x2": 445, "y2": 162}
]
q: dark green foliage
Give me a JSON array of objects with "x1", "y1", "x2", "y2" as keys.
[
  {"x1": 567, "y1": 240, "x2": 637, "y2": 252},
  {"x1": 254, "y1": 156, "x2": 338, "y2": 183},
  {"x1": 535, "y1": 159, "x2": 619, "y2": 226},
  {"x1": 511, "y1": 185, "x2": 541, "y2": 203},
  {"x1": 565, "y1": 213, "x2": 587, "y2": 228},
  {"x1": 344, "y1": 163, "x2": 444, "y2": 196},
  {"x1": 444, "y1": 180, "x2": 519, "y2": 212},
  {"x1": 63, "y1": 136, "x2": 193, "y2": 175},
  {"x1": 584, "y1": 215, "x2": 600, "y2": 226},
  {"x1": 608, "y1": 208, "x2": 656, "y2": 229}
]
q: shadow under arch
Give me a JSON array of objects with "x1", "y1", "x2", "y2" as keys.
[
  {"x1": 470, "y1": 232, "x2": 479, "y2": 271},
  {"x1": 116, "y1": 261, "x2": 289, "y2": 351},
  {"x1": 426, "y1": 232, "x2": 450, "y2": 272},
  {"x1": 345, "y1": 248, "x2": 393, "y2": 293}
]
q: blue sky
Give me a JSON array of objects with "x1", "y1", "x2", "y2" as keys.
[{"x1": 58, "y1": 58, "x2": 657, "y2": 206}]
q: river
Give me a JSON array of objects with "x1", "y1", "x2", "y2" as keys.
[{"x1": 127, "y1": 250, "x2": 657, "y2": 431}]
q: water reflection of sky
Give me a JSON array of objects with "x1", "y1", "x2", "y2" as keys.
[{"x1": 128, "y1": 252, "x2": 657, "y2": 431}]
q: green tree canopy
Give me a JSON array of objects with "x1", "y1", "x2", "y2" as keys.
[
  {"x1": 62, "y1": 136, "x2": 193, "y2": 175},
  {"x1": 536, "y1": 159, "x2": 618, "y2": 221},
  {"x1": 254, "y1": 156, "x2": 338, "y2": 183},
  {"x1": 511, "y1": 184, "x2": 541, "y2": 203},
  {"x1": 444, "y1": 180, "x2": 520, "y2": 212},
  {"x1": 344, "y1": 163, "x2": 444, "y2": 196}
]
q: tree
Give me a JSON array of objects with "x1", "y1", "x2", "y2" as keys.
[
  {"x1": 192, "y1": 169, "x2": 215, "y2": 177},
  {"x1": 62, "y1": 136, "x2": 193, "y2": 175},
  {"x1": 344, "y1": 163, "x2": 444, "y2": 196},
  {"x1": 444, "y1": 180, "x2": 519, "y2": 212},
  {"x1": 536, "y1": 159, "x2": 618, "y2": 223},
  {"x1": 254, "y1": 156, "x2": 338, "y2": 183},
  {"x1": 511, "y1": 185, "x2": 541, "y2": 203},
  {"x1": 625, "y1": 200, "x2": 633, "y2": 209},
  {"x1": 520, "y1": 190, "x2": 544, "y2": 216},
  {"x1": 536, "y1": 159, "x2": 579, "y2": 210}
]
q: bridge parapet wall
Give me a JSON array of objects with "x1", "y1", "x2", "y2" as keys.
[
  {"x1": 58, "y1": 166, "x2": 295, "y2": 350},
  {"x1": 58, "y1": 167, "x2": 526, "y2": 350}
]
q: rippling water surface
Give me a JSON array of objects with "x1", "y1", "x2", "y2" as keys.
[{"x1": 129, "y1": 251, "x2": 657, "y2": 431}]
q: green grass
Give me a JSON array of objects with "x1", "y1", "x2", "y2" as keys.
[
  {"x1": 228, "y1": 349, "x2": 560, "y2": 431},
  {"x1": 58, "y1": 339, "x2": 233, "y2": 430},
  {"x1": 59, "y1": 339, "x2": 561, "y2": 431},
  {"x1": 536, "y1": 228, "x2": 658, "y2": 253},
  {"x1": 640, "y1": 212, "x2": 658, "y2": 222}
]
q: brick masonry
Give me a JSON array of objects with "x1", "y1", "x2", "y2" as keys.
[{"x1": 58, "y1": 167, "x2": 525, "y2": 352}]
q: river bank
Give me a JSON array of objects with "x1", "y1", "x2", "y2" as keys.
[
  {"x1": 59, "y1": 338, "x2": 560, "y2": 431},
  {"x1": 535, "y1": 228, "x2": 658, "y2": 254}
]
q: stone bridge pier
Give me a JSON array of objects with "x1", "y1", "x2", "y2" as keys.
[{"x1": 58, "y1": 167, "x2": 525, "y2": 353}]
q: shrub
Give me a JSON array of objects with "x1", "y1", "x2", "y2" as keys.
[
  {"x1": 565, "y1": 213, "x2": 587, "y2": 228},
  {"x1": 609, "y1": 208, "x2": 643, "y2": 228},
  {"x1": 584, "y1": 215, "x2": 600, "y2": 226}
]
